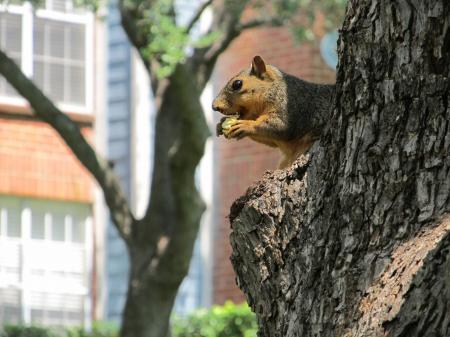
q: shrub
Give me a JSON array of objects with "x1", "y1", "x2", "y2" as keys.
[
  {"x1": 0, "y1": 322, "x2": 118, "y2": 337},
  {"x1": 66, "y1": 322, "x2": 118, "y2": 337},
  {"x1": 0, "y1": 303, "x2": 256, "y2": 337},
  {"x1": 0, "y1": 326, "x2": 57, "y2": 337},
  {"x1": 172, "y1": 301, "x2": 257, "y2": 337}
]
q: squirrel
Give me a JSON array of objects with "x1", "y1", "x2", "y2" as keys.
[{"x1": 212, "y1": 55, "x2": 335, "y2": 168}]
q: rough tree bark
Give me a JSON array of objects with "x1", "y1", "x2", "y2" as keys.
[{"x1": 230, "y1": 1, "x2": 450, "y2": 337}]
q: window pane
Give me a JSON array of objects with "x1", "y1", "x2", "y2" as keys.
[
  {"x1": 33, "y1": 60, "x2": 45, "y2": 89},
  {"x1": 0, "y1": 12, "x2": 22, "y2": 98},
  {"x1": 31, "y1": 210, "x2": 46, "y2": 240},
  {"x1": 30, "y1": 292, "x2": 84, "y2": 326},
  {"x1": 51, "y1": 212, "x2": 65, "y2": 241},
  {"x1": 50, "y1": 0, "x2": 68, "y2": 12},
  {"x1": 47, "y1": 309, "x2": 64, "y2": 325},
  {"x1": 3, "y1": 15, "x2": 21, "y2": 53},
  {"x1": 0, "y1": 288, "x2": 21, "y2": 324},
  {"x1": 48, "y1": 22, "x2": 65, "y2": 58},
  {"x1": 49, "y1": 63, "x2": 65, "y2": 102},
  {"x1": 6, "y1": 207, "x2": 21, "y2": 238},
  {"x1": 68, "y1": 65, "x2": 85, "y2": 105},
  {"x1": 69, "y1": 24, "x2": 85, "y2": 60},
  {"x1": 44, "y1": 0, "x2": 85, "y2": 14},
  {"x1": 34, "y1": 19, "x2": 45, "y2": 56},
  {"x1": 71, "y1": 216, "x2": 85, "y2": 243},
  {"x1": 30, "y1": 309, "x2": 44, "y2": 324},
  {"x1": 66, "y1": 311, "x2": 83, "y2": 325}
]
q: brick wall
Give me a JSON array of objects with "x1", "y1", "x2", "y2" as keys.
[
  {"x1": 212, "y1": 26, "x2": 335, "y2": 305},
  {"x1": 0, "y1": 114, "x2": 93, "y2": 203}
]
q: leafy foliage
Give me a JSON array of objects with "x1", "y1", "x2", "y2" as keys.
[
  {"x1": 0, "y1": 326, "x2": 57, "y2": 337},
  {"x1": 0, "y1": 322, "x2": 118, "y2": 337},
  {"x1": 142, "y1": 0, "x2": 346, "y2": 77},
  {"x1": 66, "y1": 322, "x2": 118, "y2": 337},
  {"x1": 0, "y1": 304, "x2": 256, "y2": 337},
  {"x1": 138, "y1": 0, "x2": 188, "y2": 77},
  {"x1": 0, "y1": 0, "x2": 346, "y2": 76},
  {"x1": 172, "y1": 302, "x2": 257, "y2": 337}
]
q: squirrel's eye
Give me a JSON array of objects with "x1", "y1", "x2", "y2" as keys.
[{"x1": 232, "y1": 80, "x2": 243, "y2": 91}]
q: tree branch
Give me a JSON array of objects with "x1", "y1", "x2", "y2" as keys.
[
  {"x1": 186, "y1": 0, "x2": 213, "y2": 33},
  {"x1": 189, "y1": 0, "x2": 249, "y2": 88},
  {"x1": 118, "y1": 0, "x2": 152, "y2": 51},
  {"x1": 203, "y1": 15, "x2": 283, "y2": 67},
  {"x1": 0, "y1": 48, "x2": 134, "y2": 243},
  {"x1": 118, "y1": 0, "x2": 162, "y2": 88},
  {"x1": 238, "y1": 16, "x2": 283, "y2": 31},
  {"x1": 189, "y1": 1, "x2": 283, "y2": 89}
]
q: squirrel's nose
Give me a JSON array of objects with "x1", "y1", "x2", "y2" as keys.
[{"x1": 212, "y1": 103, "x2": 222, "y2": 112}]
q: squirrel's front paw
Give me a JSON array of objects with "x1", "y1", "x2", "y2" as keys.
[
  {"x1": 227, "y1": 120, "x2": 255, "y2": 140},
  {"x1": 216, "y1": 120, "x2": 224, "y2": 136}
]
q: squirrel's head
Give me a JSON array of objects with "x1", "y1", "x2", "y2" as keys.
[{"x1": 212, "y1": 56, "x2": 281, "y2": 119}]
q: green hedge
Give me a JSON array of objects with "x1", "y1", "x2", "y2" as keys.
[
  {"x1": 0, "y1": 326, "x2": 56, "y2": 337},
  {"x1": 172, "y1": 302, "x2": 257, "y2": 337},
  {"x1": 0, "y1": 302, "x2": 256, "y2": 337},
  {"x1": 0, "y1": 322, "x2": 117, "y2": 337}
]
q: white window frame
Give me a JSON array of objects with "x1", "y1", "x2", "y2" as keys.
[{"x1": 0, "y1": 1, "x2": 94, "y2": 114}]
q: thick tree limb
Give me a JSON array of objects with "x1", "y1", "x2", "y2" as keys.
[
  {"x1": 116, "y1": 5, "x2": 211, "y2": 333},
  {"x1": 0, "y1": 48, "x2": 134, "y2": 243},
  {"x1": 118, "y1": 0, "x2": 153, "y2": 52},
  {"x1": 119, "y1": 65, "x2": 209, "y2": 337},
  {"x1": 115, "y1": 0, "x2": 210, "y2": 285},
  {"x1": 138, "y1": 64, "x2": 209, "y2": 245}
]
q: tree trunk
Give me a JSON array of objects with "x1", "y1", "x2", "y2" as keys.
[
  {"x1": 230, "y1": 1, "x2": 450, "y2": 337},
  {"x1": 119, "y1": 64, "x2": 208, "y2": 337}
]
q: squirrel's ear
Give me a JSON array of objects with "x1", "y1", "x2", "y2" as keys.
[{"x1": 251, "y1": 56, "x2": 267, "y2": 77}]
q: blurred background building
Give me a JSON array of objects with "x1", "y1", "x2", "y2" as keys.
[
  {"x1": 0, "y1": 0, "x2": 336, "y2": 328},
  {"x1": 0, "y1": 0, "x2": 105, "y2": 328}
]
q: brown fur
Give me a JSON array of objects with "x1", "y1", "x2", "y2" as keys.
[{"x1": 213, "y1": 56, "x2": 335, "y2": 169}]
